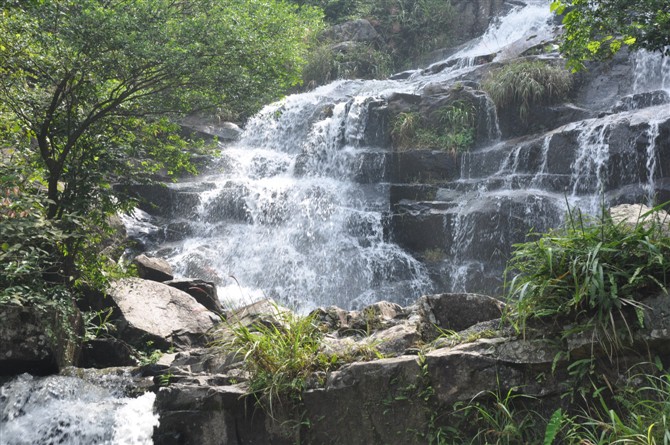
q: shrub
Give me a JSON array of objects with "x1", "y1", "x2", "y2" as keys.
[
  {"x1": 483, "y1": 60, "x2": 573, "y2": 123},
  {"x1": 391, "y1": 101, "x2": 475, "y2": 152},
  {"x1": 302, "y1": 41, "x2": 392, "y2": 87},
  {"x1": 0, "y1": 163, "x2": 66, "y2": 305},
  {"x1": 435, "y1": 368, "x2": 670, "y2": 445},
  {"x1": 559, "y1": 369, "x2": 670, "y2": 445},
  {"x1": 359, "y1": 0, "x2": 456, "y2": 69},
  {"x1": 504, "y1": 204, "x2": 670, "y2": 346},
  {"x1": 215, "y1": 307, "x2": 337, "y2": 421}
]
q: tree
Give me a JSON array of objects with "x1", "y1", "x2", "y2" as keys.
[
  {"x1": 0, "y1": 0, "x2": 321, "y2": 279},
  {"x1": 551, "y1": 0, "x2": 670, "y2": 71}
]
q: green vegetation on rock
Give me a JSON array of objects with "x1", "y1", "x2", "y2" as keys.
[
  {"x1": 356, "y1": 0, "x2": 455, "y2": 70},
  {"x1": 302, "y1": 42, "x2": 393, "y2": 86},
  {"x1": 219, "y1": 309, "x2": 335, "y2": 418},
  {"x1": 299, "y1": 0, "x2": 456, "y2": 85},
  {"x1": 391, "y1": 101, "x2": 476, "y2": 153},
  {"x1": 505, "y1": 205, "x2": 670, "y2": 344},
  {"x1": 483, "y1": 60, "x2": 573, "y2": 124}
]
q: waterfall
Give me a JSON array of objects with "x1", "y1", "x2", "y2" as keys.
[
  {"x1": 0, "y1": 373, "x2": 158, "y2": 445},
  {"x1": 633, "y1": 49, "x2": 670, "y2": 93},
  {"x1": 141, "y1": 1, "x2": 559, "y2": 311},
  {"x1": 644, "y1": 121, "x2": 661, "y2": 206},
  {"x1": 569, "y1": 121, "x2": 611, "y2": 213},
  {"x1": 530, "y1": 135, "x2": 553, "y2": 188},
  {"x1": 158, "y1": 85, "x2": 434, "y2": 311},
  {"x1": 135, "y1": 0, "x2": 669, "y2": 306}
]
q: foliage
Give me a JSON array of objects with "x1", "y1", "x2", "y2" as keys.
[
  {"x1": 557, "y1": 370, "x2": 670, "y2": 445},
  {"x1": 504, "y1": 204, "x2": 670, "y2": 348},
  {"x1": 441, "y1": 386, "x2": 543, "y2": 445},
  {"x1": 296, "y1": 0, "x2": 455, "y2": 73},
  {"x1": 82, "y1": 308, "x2": 115, "y2": 342},
  {"x1": 216, "y1": 309, "x2": 338, "y2": 419},
  {"x1": 550, "y1": 0, "x2": 670, "y2": 72},
  {"x1": 391, "y1": 101, "x2": 475, "y2": 152},
  {"x1": 357, "y1": 0, "x2": 455, "y2": 69},
  {"x1": 136, "y1": 340, "x2": 166, "y2": 366},
  {"x1": 433, "y1": 368, "x2": 670, "y2": 445},
  {"x1": 0, "y1": 0, "x2": 321, "y2": 283},
  {"x1": 483, "y1": 60, "x2": 573, "y2": 124},
  {"x1": 0, "y1": 161, "x2": 67, "y2": 304},
  {"x1": 302, "y1": 41, "x2": 392, "y2": 86}
]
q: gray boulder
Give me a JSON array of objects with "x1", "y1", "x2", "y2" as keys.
[
  {"x1": 609, "y1": 203, "x2": 670, "y2": 233},
  {"x1": 165, "y1": 279, "x2": 224, "y2": 315},
  {"x1": 0, "y1": 304, "x2": 81, "y2": 375},
  {"x1": 419, "y1": 293, "x2": 505, "y2": 340},
  {"x1": 321, "y1": 19, "x2": 380, "y2": 43},
  {"x1": 108, "y1": 278, "x2": 219, "y2": 349},
  {"x1": 132, "y1": 254, "x2": 174, "y2": 282},
  {"x1": 0, "y1": 305, "x2": 56, "y2": 375}
]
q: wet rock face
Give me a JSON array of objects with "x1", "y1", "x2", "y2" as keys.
[
  {"x1": 388, "y1": 104, "x2": 670, "y2": 296},
  {"x1": 0, "y1": 306, "x2": 57, "y2": 376},
  {"x1": 449, "y1": 0, "x2": 508, "y2": 45}
]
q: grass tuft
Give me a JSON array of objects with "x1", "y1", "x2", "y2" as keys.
[
  {"x1": 504, "y1": 203, "x2": 670, "y2": 349},
  {"x1": 214, "y1": 306, "x2": 335, "y2": 420},
  {"x1": 483, "y1": 60, "x2": 572, "y2": 123},
  {"x1": 391, "y1": 100, "x2": 476, "y2": 152}
]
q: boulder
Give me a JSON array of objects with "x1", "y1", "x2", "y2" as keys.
[
  {"x1": 419, "y1": 293, "x2": 505, "y2": 340},
  {"x1": 132, "y1": 254, "x2": 174, "y2": 282},
  {"x1": 153, "y1": 382, "x2": 286, "y2": 445},
  {"x1": 79, "y1": 337, "x2": 137, "y2": 368},
  {"x1": 165, "y1": 279, "x2": 225, "y2": 315},
  {"x1": 0, "y1": 305, "x2": 57, "y2": 375},
  {"x1": 180, "y1": 252, "x2": 224, "y2": 285},
  {"x1": 107, "y1": 278, "x2": 219, "y2": 349},
  {"x1": 609, "y1": 203, "x2": 670, "y2": 233},
  {"x1": 321, "y1": 19, "x2": 381, "y2": 44},
  {"x1": 0, "y1": 304, "x2": 82, "y2": 375}
]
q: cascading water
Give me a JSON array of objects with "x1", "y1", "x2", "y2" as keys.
[
  {"x1": 633, "y1": 49, "x2": 670, "y2": 93},
  {"x1": 142, "y1": 0, "x2": 557, "y2": 310},
  {"x1": 0, "y1": 373, "x2": 158, "y2": 445},
  {"x1": 8, "y1": 3, "x2": 670, "y2": 445},
  {"x1": 156, "y1": 85, "x2": 433, "y2": 311},
  {"x1": 136, "y1": 0, "x2": 669, "y2": 302}
]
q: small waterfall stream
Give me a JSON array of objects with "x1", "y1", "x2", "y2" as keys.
[{"x1": 0, "y1": 373, "x2": 158, "y2": 445}]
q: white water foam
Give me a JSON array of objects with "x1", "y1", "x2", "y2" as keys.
[{"x1": 0, "y1": 373, "x2": 158, "y2": 445}]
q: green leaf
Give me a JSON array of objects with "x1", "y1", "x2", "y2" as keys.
[
  {"x1": 623, "y1": 36, "x2": 637, "y2": 46},
  {"x1": 543, "y1": 408, "x2": 563, "y2": 445}
]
